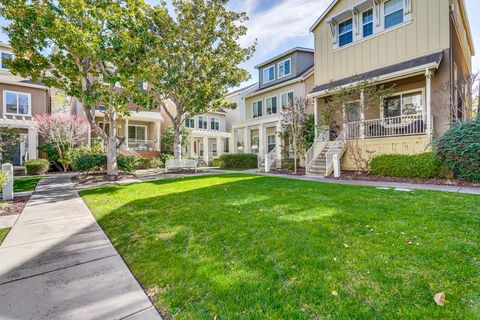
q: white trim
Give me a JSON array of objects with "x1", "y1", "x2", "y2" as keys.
[
  {"x1": 252, "y1": 100, "x2": 263, "y2": 118},
  {"x1": 277, "y1": 58, "x2": 292, "y2": 79},
  {"x1": 338, "y1": 17, "x2": 354, "y2": 47},
  {"x1": 265, "y1": 95, "x2": 278, "y2": 115},
  {"x1": 361, "y1": 8, "x2": 374, "y2": 38},
  {"x1": 263, "y1": 65, "x2": 275, "y2": 84},
  {"x1": 2, "y1": 90, "x2": 32, "y2": 116},
  {"x1": 128, "y1": 124, "x2": 148, "y2": 142},
  {"x1": 381, "y1": 88, "x2": 425, "y2": 119},
  {"x1": 198, "y1": 115, "x2": 209, "y2": 130},
  {"x1": 210, "y1": 116, "x2": 220, "y2": 131},
  {"x1": 255, "y1": 47, "x2": 313, "y2": 69},
  {"x1": 280, "y1": 91, "x2": 294, "y2": 110},
  {"x1": 384, "y1": 0, "x2": 404, "y2": 30}
]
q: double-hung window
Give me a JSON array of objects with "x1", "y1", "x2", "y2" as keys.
[
  {"x1": 278, "y1": 59, "x2": 291, "y2": 78},
  {"x1": 266, "y1": 96, "x2": 277, "y2": 115},
  {"x1": 267, "y1": 135, "x2": 276, "y2": 153},
  {"x1": 263, "y1": 65, "x2": 275, "y2": 83},
  {"x1": 1, "y1": 52, "x2": 13, "y2": 70},
  {"x1": 4, "y1": 90, "x2": 30, "y2": 115},
  {"x1": 253, "y1": 101, "x2": 263, "y2": 118},
  {"x1": 212, "y1": 143, "x2": 217, "y2": 156},
  {"x1": 281, "y1": 92, "x2": 294, "y2": 109},
  {"x1": 198, "y1": 116, "x2": 208, "y2": 129},
  {"x1": 128, "y1": 125, "x2": 147, "y2": 142},
  {"x1": 362, "y1": 9, "x2": 374, "y2": 38},
  {"x1": 338, "y1": 19, "x2": 353, "y2": 47},
  {"x1": 185, "y1": 115, "x2": 195, "y2": 128},
  {"x1": 383, "y1": 91, "x2": 423, "y2": 118},
  {"x1": 210, "y1": 117, "x2": 220, "y2": 131},
  {"x1": 384, "y1": 0, "x2": 403, "y2": 29}
]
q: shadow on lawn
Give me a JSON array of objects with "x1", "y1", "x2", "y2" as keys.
[{"x1": 82, "y1": 173, "x2": 480, "y2": 319}]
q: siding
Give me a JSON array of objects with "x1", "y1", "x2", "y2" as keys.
[{"x1": 0, "y1": 83, "x2": 50, "y2": 117}]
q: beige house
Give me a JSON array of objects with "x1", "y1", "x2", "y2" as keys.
[
  {"x1": 0, "y1": 42, "x2": 51, "y2": 165},
  {"x1": 306, "y1": 0, "x2": 474, "y2": 175},
  {"x1": 231, "y1": 47, "x2": 315, "y2": 170}
]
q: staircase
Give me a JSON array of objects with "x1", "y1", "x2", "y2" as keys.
[
  {"x1": 306, "y1": 130, "x2": 347, "y2": 177},
  {"x1": 306, "y1": 144, "x2": 332, "y2": 176}
]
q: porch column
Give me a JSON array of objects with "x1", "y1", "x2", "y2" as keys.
[
  {"x1": 203, "y1": 136, "x2": 209, "y2": 164},
  {"x1": 314, "y1": 98, "x2": 319, "y2": 139},
  {"x1": 425, "y1": 69, "x2": 433, "y2": 134},
  {"x1": 259, "y1": 124, "x2": 265, "y2": 158},
  {"x1": 233, "y1": 129, "x2": 238, "y2": 153},
  {"x1": 190, "y1": 137, "x2": 195, "y2": 158},
  {"x1": 216, "y1": 137, "x2": 224, "y2": 157},
  {"x1": 244, "y1": 126, "x2": 251, "y2": 153},
  {"x1": 155, "y1": 122, "x2": 161, "y2": 152},
  {"x1": 276, "y1": 121, "x2": 282, "y2": 161},
  {"x1": 28, "y1": 126, "x2": 38, "y2": 160},
  {"x1": 360, "y1": 90, "x2": 365, "y2": 139},
  {"x1": 124, "y1": 119, "x2": 129, "y2": 148}
]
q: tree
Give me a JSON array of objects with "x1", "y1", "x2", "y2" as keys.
[
  {"x1": 35, "y1": 114, "x2": 88, "y2": 171},
  {"x1": 281, "y1": 97, "x2": 310, "y2": 174},
  {"x1": 145, "y1": 0, "x2": 255, "y2": 159},
  {"x1": 0, "y1": 127, "x2": 21, "y2": 164},
  {"x1": 161, "y1": 126, "x2": 190, "y2": 155},
  {"x1": 0, "y1": 0, "x2": 153, "y2": 176}
]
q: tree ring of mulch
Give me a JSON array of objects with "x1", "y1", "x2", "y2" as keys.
[{"x1": 0, "y1": 196, "x2": 31, "y2": 216}]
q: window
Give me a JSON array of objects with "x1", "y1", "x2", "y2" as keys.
[
  {"x1": 383, "y1": 91, "x2": 423, "y2": 118},
  {"x1": 128, "y1": 125, "x2": 147, "y2": 142},
  {"x1": 338, "y1": 19, "x2": 353, "y2": 47},
  {"x1": 266, "y1": 96, "x2": 277, "y2": 115},
  {"x1": 212, "y1": 143, "x2": 217, "y2": 156},
  {"x1": 278, "y1": 59, "x2": 291, "y2": 78},
  {"x1": 384, "y1": 0, "x2": 403, "y2": 29},
  {"x1": 199, "y1": 143, "x2": 204, "y2": 157},
  {"x1": 3, "y1": 91, "x2": 30, "y2": 115},
  {"x1": 253, "y1": 101, "x2": 263, "y2": 118},
  {"x1": 224, "y1": 138, "x2": 230, "y2": 153},
  {"x1": 210, "y1": 117, "x2": 220, "y2": 131},
  {"x1": 281, "y1": 92, "x2": 294, "y2": 109},
  {"x1": 267, "y1": 135, "x2": 276, "y2": 153},
  {"x1": 1, "y1": 52, "x2": 13, "y2": 70},
  {"x1": 185, "y1": 116, "x2": 195, "y2": 128},
  {"x1": 362, "y1": 9, "x2": 373, "y2": 37},
  {"x1": 198, "y1": 116, "x2": 208, "y2": 129},
  {"x1": 263, "y1": 65, "x2": 275, "y2": 83}
]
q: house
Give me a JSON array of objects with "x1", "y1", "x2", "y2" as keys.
[
  {"x1": 0, "y1": 41, "x2": 51, "y2": 165},
  {"x1": 231, "y1": 47, "x2": 315, "y2": 170},
  {"x1": 306, "y1": 0, "x2": 474, "y2": 175}
]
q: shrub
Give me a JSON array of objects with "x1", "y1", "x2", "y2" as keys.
[
  {"x1": 117, "y1": 156, "x2": 138, "y2": 173},
  {"x1": 157, "y1": 153, "x2": 174, "y2": 168},
  {"x1": 73, "y1": 154, "x2": 107, "y2": 172},
  {"x1": 370, "y1": 153, "x2": 448, "y2": 179},
  {"x1": 25, "y1": 159, "x2": 50, "y2": 175},
  {"x1": 0, "y1": 171, "x2": 9, "y2": 189},
  {"x1": 434, "y1": 119, "x2": 480, "y2": 181},
  {"x1": 219, "y1": 153, "x2": 258, "y2": 169},
  {"x1": 136, "y1": 157, "x2": 158, "y2": 170},
  {"x1": 211, "y1": 157, "x2": 223, "y2": 167}
]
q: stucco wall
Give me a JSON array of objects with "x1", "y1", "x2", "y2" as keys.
[{"x1": 0, "y1": 84, "x2": 50, "y2": 117}]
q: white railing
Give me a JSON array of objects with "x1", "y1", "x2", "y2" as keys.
[
  {"x1": 325, "y1": 130, "x2": 347, "y2": 177},
  {"x1": 265, "y1": 147, "x2": 277, "y2": 172},
  {"x1": 165, "y1": 159, "x2": 198, "y2": 172},
  {"x1": 305, "y1": 125, "x2": 329, "y2": 170},
  {"x1": 344, "y1": 113, "x2": 429, "y2": 139},
  {"x1": 128, "y1": 140, "x2": 156, "y2": 151}
]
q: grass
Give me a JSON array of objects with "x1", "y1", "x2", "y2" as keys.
[
  {"x1": 80, "y1": 174, "x2": 480, "y2": 319},
  {"x1": 0, "y1": 228, "x2": 10, "y2": 245},
  {"x1": 13, "y1": 176, "x2": 44, "y2": 192}
]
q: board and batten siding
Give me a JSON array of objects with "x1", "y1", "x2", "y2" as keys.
[{"x1": 313, "y1": 0, "x2": 451, "y2": 86}]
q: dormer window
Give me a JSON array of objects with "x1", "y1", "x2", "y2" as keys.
[
  {"x1": 384, "y1": 0, "x2": 404, "y2": 29},
  {"x1": 362, "y1": 9, "x2": 373, "y2": 37},
  {"x1": 338, "y1": 19, "x2": 353, "y2": 47},
  {"x1": 263, "y1": 65, "x2": 275, "y2": 83},
  {"x1": 278, "y1": 59, "x2": 291, "y2": 78},
  {"x1": 1, "y1": 52, "x2": 13, "y2": 70}
]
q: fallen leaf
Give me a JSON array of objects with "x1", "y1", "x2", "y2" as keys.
[
  {"x1": 333, "y1": 257, "x2": 337, "y2": 261},
  {"x1": 434, "y1": 292, "x2": 446, "y2": 306},
  {"x1": 343, "y1": 243, "x2": 349, "y2": 248},
  {"x1": 407, "y1": 240, "x2": 413, "y2": 245},
  {"x1": 331, "y1": 291, "x2": 338, "y2": 297}
]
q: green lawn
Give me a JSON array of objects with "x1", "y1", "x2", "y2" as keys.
[
  {"x1": 14, "y1": 176, "x2": 44, "y2": 192},
  {"x1": 0, "y1": 228, "x2": 10, "y2": 244},
  {"x1": 80, "y1": 174, "x2": 480, "y2": 319}
]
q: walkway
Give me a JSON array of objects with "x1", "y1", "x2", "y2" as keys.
[
  {"x1": 0, "y1": 175, "x2": 161, "y2": 320},
  {"x1": 209, "y1": 169, "x2": 480, "y2": 195}
]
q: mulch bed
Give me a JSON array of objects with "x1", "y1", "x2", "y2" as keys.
[
  {"x1": 0, "y1": 196, "x2": 31, "y2": 216},
  {"x1": 334, "y1": 171, "x2": 480, "y2": 188}
]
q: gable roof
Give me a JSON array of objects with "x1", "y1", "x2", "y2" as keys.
[
  {"x1": 309, "y1": 0, "x2": 339, "y2": 32},
  {"x1": 226, "y1": 82, "x2": 258, "y2": 97},
  {"x1": 254, "y1": 47, "x2": 314, "y2": 69}
]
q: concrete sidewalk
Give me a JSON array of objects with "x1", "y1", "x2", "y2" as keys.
[{"x1": 0, "y1": 175, "x2": 161, "y2": 320}]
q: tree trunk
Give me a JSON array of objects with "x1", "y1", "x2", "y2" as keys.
[
  {"x1": 173, "y1": 125, "x2": 182, "y2": 160},
  {"x1": 106, "y1": 112, "x2": 118, "y2": 176},
  {"x1": 293, "y1": 140, "x2": 298, "y2": 175}
]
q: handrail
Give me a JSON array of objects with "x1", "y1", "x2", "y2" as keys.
[
  {"x1": 305, "y1": 125, "x2": 329, "y2": 170},
  {"x1": 258, "y1": 147, "x2": 277, "y2": 172},
  {"x1": 325, "y1": 130, "x2": 346, "y2": 176}
]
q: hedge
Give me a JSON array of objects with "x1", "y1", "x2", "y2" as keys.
[
  {"x1": 25, "y1": 159, "x2": 50, "y2": 175},
  {"x1": 219, "y1": 153, "x2": 258, "y2": 169},
  {"x1": 370, "y1": 152, "x2": 448, "y2": 179}
]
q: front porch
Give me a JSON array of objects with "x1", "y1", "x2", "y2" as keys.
[
  {"x1": 185, "y1": 129, "x2": 231, "y2": 165},
  {"x1": 0, "y1": 116, "x2": 38, "y2": 165}
]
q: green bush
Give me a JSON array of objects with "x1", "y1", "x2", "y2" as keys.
[
  {"x1": 370, "y1": 153, "x2": 448, "y2": 179},
  {"x1": 0, "y1": 171, "x2": 8, "y2": 188},
  {"x1": 157, "y1": 153, "x2": 174, "y2": 168},
  {"x1": 73, "y1": 154, "x2": 106, "y2": 172},
  {"x1": 434, "y1": 118, "x2": 480, "y2": 181},
  {"x1": 117, "y1": 156, "x2": 138, "y2": 173},
  {"x1": 211, "y1": 157, "x2": 223, "y2": 167},
  {"x1": 25, "y1": 159, "x2": 50, "y2": 175},
  {"x1": 136, "y1": 157, "x2": 156, "y2": 170},
  {"x1": 219, "y1": 153, "x2": 258, "y2": 169}
]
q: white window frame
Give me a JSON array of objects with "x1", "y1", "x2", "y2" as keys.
[
  {"x1": 362, "y1": 8, "x2": 374, "y2": 38},
  {"x1": 267, "y1": 134, "x2": 276, "y2": 153},
  {"x1": 3, "y1": 90, "x2": 32, "y2": 116},
  {"x1": 211, "y1": 143, "x2": 217, "y2": 156},
  {"x1": 199, "y1": 142, "x2": 204, "y2": 157},
  {"x1": 198, "y1": 116, "x2": 208, "y2": 129},
  {"x1": 185, "y1": 115, "x2": 195, "y2": 128},
  {"x1": 280, "y1": 91, "x2": 294, "y2": 110},
  {"x1": 128, "y1": 124, "x2": 148, "y2": 142},
  {"x1": 277, "y1": 58, "x2": 291, "y2": 79},
  {"x1": 338, "y1": 18, "x2": 353, "y2": 47},
  {"x1": 381, "y1": 88, "x2": 425, "y2": 119},
  {"x1": 263, "y1": 65, "x2": 275, "y2": 83},
  {"x1": 384, "y1": 0, "x2": 404, "y2": 30},
  {"x1": 0, "y1": 51, "x2": 13, "y2": 70},
  {"x1": 265, "y1": 95, "x2": 278, "y2": 115},
  {"x1": 252, "y1": 100, "x2": 263, "y2": 118},
  {"x1": 210, "y1": 117, "x2": 220, "y2": 131}
]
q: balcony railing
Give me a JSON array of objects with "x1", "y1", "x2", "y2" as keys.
[
  {"x1": 128, "y1": 140, "x2": 156, "y2": 151},
  {"x1": 344, "y1": 113, "x2": 430, "y2": 139}
]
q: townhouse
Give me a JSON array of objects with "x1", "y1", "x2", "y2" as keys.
[
  {"x1": 305, "y1": 0, "x2": 474, "y2": 175},
  {"x1": 231, "y1": 48, "x2": 315, "y2": 170},
  {"x1": 0, "y1": 42, "x2": 51, "y2": 165}
]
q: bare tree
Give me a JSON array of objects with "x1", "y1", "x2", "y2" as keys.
[{"x1": 281, "y1": 97, "x2": 309, "y2": 174}]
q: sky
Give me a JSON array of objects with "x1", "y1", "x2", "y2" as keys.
[{"x1": 1, "y1": 0, "x2": 479, "y2": 89}]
